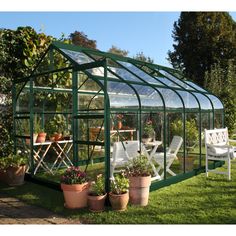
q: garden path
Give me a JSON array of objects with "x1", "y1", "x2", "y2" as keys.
[{"x1": 0, "y1": 192, "x2": 80, "y2": 224}]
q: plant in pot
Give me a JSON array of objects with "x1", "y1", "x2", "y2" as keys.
[
  {"x1": 4, "y1": 151, "x2": 28, "y2": 186},
  {"x1": 45, "y1": 114, "x2": 67, "y2": 141},
  {"x1": 60, "y1": 166, "x2": 90, "y2": 209},
  {"x1": 171, "y1": 118, "x2": 199, "y2": 171},
  {"x1": 125, "y1": 155, "x2": 152, "y2": 206},
  {"x1": 87, "y1": 174, "x2": 107, "y2": 212},
  {"x1": 20, "y1": 119, "x2": 38, "y2": 145},
  {"x1": 142, "y1": 119, "x2": 155, "y2": 143},
  {"x1": 36, "y1": 128, "x2": 47, "y2": 143},
  {"x1": 109, "y1": 173, "x2": 129, "y2": 211}
]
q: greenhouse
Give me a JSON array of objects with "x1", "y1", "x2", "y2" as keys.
[{"x1": 13, "y1": 41, "x2": 224, "y2": 191}]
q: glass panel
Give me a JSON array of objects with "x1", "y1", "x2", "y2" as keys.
[
  {"x1": 185, "y1": 81, "x2": 207, "y2": 92},
  {"x1": 206, "y1": 94, "x2": 224, "y2": 110},
  {"x1": 78, "y1": 72, "x2": 102, "y2": 92},
  {"x1": 156, "y1": 88, "x2": 183, "y2": 109},
  {"x1": 110, "y1": 112, "x2": 138, "y2": 143},
  {"x1": 118, "y1": 61, "x2": 162, "y2": 85},
  {"x1": 61, "y1": 49, "x2": 93, "y2": 64},
  {"x1": 159, "y1": 70, "x2": 194, "y2": 90},
  {"x1": 35, "y1": 49, "x2": 72, "y2": 75},
  {"x1": 78, "y1": 93, "x2": 104, "y2": 111},
  {"x1": 193, "y1": 92, "x2": 212, "y2": 110},
  {"x1": 178, "y1": 91, "x2": 199, "y2": 109},
  {"x1": 132, "y1": 85, "x2": 163, "y2": 108},
  {"x1": 155, "y1": 76, "x2": 181, "y2": 88},
  {"x1": 214, "y1": 112, "x2": 223, "y2": 129},
  {"x1": 16, "y1": 86, "x2": 30, "y2": 113}
]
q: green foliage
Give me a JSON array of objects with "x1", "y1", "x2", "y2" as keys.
[
  {"x1": 1, "y1": 152, "x2": 28, "y2": 169},
  {"x1": 125, "y1": 155, "x2": 151, "y2": 177},
  {"x1": 143, "y1": 119, "x2": 154, "y2": 137},
  {"x1": 45, "y1": 114, "x2": 67, "y2": 135},
  {"x1": 168, "y1": 12, "x2": 236, "y2": 87},
  {"x1": 171, "y1": 118, "x2": 198, "y2": 149},
  {"x1": 108, "y1": 45, "x2": 129, "y2": 57},
  {"x1": 110, "y1": 173, "x2": 129, "y2": 195},
  {"x1": 205, "y1": 60, "x2": 236, "y2": 134},
  {"x1": 69, "y1": 31, "x2": 97, "y2": 49},
  {"x1": 89, "y1": 174, "x2": 105, "y2": 196},
  {"x1": 133, "y1": 51, "x2": 154, "y2": 63}
]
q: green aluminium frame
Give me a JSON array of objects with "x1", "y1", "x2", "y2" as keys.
[{"x1": 12, "y1": 41, "x2": 224, "y2": 192}]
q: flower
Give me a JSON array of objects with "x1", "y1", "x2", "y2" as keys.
[{"x1": 60, "y1": 166, "x2": 88, "y2": 185}]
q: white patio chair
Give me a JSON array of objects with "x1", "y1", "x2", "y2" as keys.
[
  {"x1": 152, "y1": 136, "x2": 183, "y2": 179},
  {"x1": 205, "y1": 128, "x2": 236, "y2": 180},
  {"x1": 110, "y1": 140, "x2": 140, "y2": 178}
]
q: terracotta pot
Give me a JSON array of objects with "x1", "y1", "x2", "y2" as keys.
[
  {"x1": 25, "y1": 133, "x2": 38, "y2": 145},
  {"x1": 36, "y1": 132, "x2": 47, "y2": 143},
  {"x1": 6, "y1": 165, "x2": 26, "y2": 186},
  {"x1": 87, "y1": 193, "x2": 107, "y2": 212},
  {"x1": 179, "y1": 157, "x2": 195, "y2": 171},
  {"x1": 61, "y1": 182, "x2": 89, "y2": 209},
  {"x1": 128, "y1": 175, "x2": 151, "y2": 206},
  {"x1": 54, "y1": 133, "x2": 63, "y2": 141},
  {"x1": 0, "y1": 169, "x2": 7, "y2": 184},
  {"x1": 109, "y1": 192, "x2": 129, "y2": 211},
  {"x1": 117, "y1": 121, "x2": 122, "y2": 130}
]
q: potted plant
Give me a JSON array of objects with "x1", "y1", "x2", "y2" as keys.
[
  {"x1": 21, "y1": 119, "x2": 38, "y2": 145},
  {"x1": 171, "y1": 118, "x2": 199, "y2": 171},
  {"x1": 60, "y1": 166, "x2": 90, "y2": 209},
  {"x1": 36, "y1": 128, "x2": 47, "y2": 143},
  {"x1": 45, "y1": 114, "x2": 67, "y2": 141},
  {"x1": 125, "y1": 155, "x2": 152, "y2": 206},
  {"x1": 116, "y1": 114, "x2": 124, "y2": 130},
  {"x1": 142, "y1": 119, "x2": 155, "y2": 143},
  {"x1": 87, "y1": 174, "x2": 107, "y2": 212},
  {"x1": 109, "y1": 173, "x2": 129, "y2": 211},
  {"x1": 4, "y1": 151, "x2": 28, "y2": 186}
]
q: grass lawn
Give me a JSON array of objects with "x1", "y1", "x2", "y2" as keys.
[{"x1": 0, "y1": 160, "x2": 236, "y2": 224}]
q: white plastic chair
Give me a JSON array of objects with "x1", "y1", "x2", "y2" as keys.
[
  {"x1": 205, "y1": 128, "x2": 236, "y2": 180},
  {"x1": 110, "y1": 141, "x2": 140, "y2": 178},
  {"x1": 152, "y1": 136, "x2": 183, "y2": 179}
]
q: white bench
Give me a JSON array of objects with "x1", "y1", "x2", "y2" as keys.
[{"x1": 205, "y1": 128, "x2": 236, "y2": 180}]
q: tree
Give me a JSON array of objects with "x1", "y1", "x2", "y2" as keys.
[
  {"x1": 108, "y1": 45, "x2": 129, "y2": 57},
  {"x1": 204, "y1": 60, "x2": 236, "y2": 133},
  {"x1": 69, "y1": 31, "x2": 97, "y2": 49},
  {"x1": 168, "y1": 12, "x2": 236, "y2": 87},
  {"x1": 133, "y1": 51, "x2": 154, "y2": 63}
]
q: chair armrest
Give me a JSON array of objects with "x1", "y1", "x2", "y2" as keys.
[{"x1": 206, "y1": 143, "x2": 232, "y2": 149}]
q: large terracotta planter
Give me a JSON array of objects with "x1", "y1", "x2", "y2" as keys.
[
  {"x1": 6, "y1": 165, "x2": 27, "y2": 186},
  {"x1": 36, "y1": 132, "x2": 47, "y2": 143},
  {"x1": 109, "y1": 192, "x2": 129, "y2": 211},
  {"x1": 61, "y1": 182, "x2": 89, "y2": 209},
  {"x1": 87, "y1": 193, "x2": 107, "y2": 212},
  {"x1": 128, "y1": 175, "x2": 151, "y2": 206}
]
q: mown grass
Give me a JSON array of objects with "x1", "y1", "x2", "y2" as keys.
[{"x1": 0, "y1": 160, "x2": 236, "y2": 224}]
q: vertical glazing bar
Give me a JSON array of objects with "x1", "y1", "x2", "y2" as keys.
[
  {"x1": 199, "y1": 111, "x2": 202, "y2": 168},
  {"x1": 29, "y1": 77, "x2": 35, "y2": 174},
  {"x1": 103, "y1": 59, "x2": 111, "y2": 193},
  {"x1": 163, "y1": 109, "x2": 167, "y2": 179},
  {"x1": 12, "y1": 82, "x2": 17, "y2": 154},
  {"x1": 72, "y1": 70, "x2": 78, "y2": 166},
  {"x1": 182, "y1": 112, "x2": 186, "y2": 173}
]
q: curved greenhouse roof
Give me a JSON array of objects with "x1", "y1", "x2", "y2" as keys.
[{"x1": 30, "y1": 41, "x2": 224, "y2": 113}]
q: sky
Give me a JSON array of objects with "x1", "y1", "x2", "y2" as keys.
[{"x1": 1, "y1": 11, "x2": 236, "y2": 68}]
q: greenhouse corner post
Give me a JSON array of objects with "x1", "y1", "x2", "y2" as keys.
[
  {"x1": 12, "y1": 82, "x2": 17, "y2": 154},
  {"x1": 103, "y1": 59, "x2": 111, "y2": 193},
  {"x1": 72, "y1": 70, "x2": 79, "y2": 167}
]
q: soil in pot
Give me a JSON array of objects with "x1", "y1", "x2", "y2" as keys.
[
  {"x1": 87, "y1": 193, "x2": 107, "y2": 212},
  {"x1": 109, "y1": 192, "x2": 129, "y2": 211}
]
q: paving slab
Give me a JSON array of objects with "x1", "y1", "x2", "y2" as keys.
[{"x1": 0, "y1": 192, "x2": 80, "y2": 224}]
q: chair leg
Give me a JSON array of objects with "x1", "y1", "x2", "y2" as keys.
[
  {"x1": 206, "y1": 157, "x2": 208, "y2": 177},
  {"x1": 228, "y1": 158, "x2": 231, "y2": 181}
]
